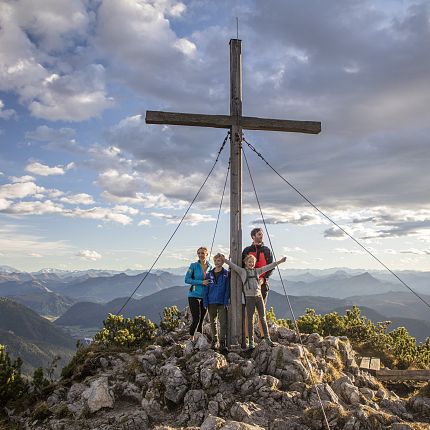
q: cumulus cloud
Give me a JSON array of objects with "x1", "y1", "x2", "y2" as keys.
[
  {"x1": 138, "y1": 219, "x2": 151, "y2": 226},
  {"x1": 93, "y1": 0, "x2": 211, "y2": 107},
  {"x1": 60, "y1": 193, "x2": 95, "y2": 205},
  {"x1": 324, "y1": 227, "x2": 347, "y2": 240},
  {"x1": 25, "y1": 161, "x2": 74, "y2": 176},
  {"x1": 25, "y1": 125, "x2": 83, "y2": 152},
  {"x1": 70, "y1": 207, "x2": 133, "y2": 225},
  {"x1": 77, "y1": 250, "x2": 102, "y2": 261},
  {"x1": 151, "y1": 212, "x2": 216, "y2": 226},
  {"x1": 251, "y1": 210, "x2": 322, "y2": 226},
  {"x1": 0, "y1": 99, "x2": 16, "y2": 119},
  {"x1": 0, "y1": 181, "x2": 45, "y2": 199},
  {"x1": 9, "y1": 175, "x2": 35, "y2": 183},
  {"x1": 2, "y1": 200, "x2": 64, "y2": 215},
  {"x1": 0, "y1": 1, "x2": 113, "y2": 121}
]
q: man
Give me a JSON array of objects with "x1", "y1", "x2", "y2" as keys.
[{"x1": 242, "y1": 227, "x2": 274, "y2": 338}]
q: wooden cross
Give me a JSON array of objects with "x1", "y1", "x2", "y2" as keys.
[{"x1": 145, "y1": 39, "x2": 321, "y2": 347}]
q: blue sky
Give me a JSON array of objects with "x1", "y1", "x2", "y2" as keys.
[{"x1": 0, "y1": 0, "x2": 429, "y2": 272}]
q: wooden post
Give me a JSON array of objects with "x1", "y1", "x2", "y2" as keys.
[
  {"x1": 228, "y1": 39, "x2": 243, "y2": 347},
  {"x1": 145, "y1": 39, "x2": 321, "y2": 348}
]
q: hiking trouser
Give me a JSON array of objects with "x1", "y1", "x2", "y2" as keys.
[
  {"x1": 261, "y1": 280, "x2": 269, "y2": 302},
  {"x1": 188, "y1": 297, "x2": 207, "y2": 336},
  {"x1": 207, "y1": 304, "x2": 227, "y2": 343},
  {"x1": 245, "y1": 296, "x2": 269, "y2": 342}
]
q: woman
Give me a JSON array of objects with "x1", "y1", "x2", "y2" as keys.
[{"x1": 185, "y1": 246, "x2": 213, "y2": 338}]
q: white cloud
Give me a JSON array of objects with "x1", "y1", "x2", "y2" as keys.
[
  {"x1": 0, "y1": 2, "x2": 113, "y2": 121},
  {"x1": 174, "y1": 38, "x2": 196, "y2": 57},
  {"x1": 0, "y1": 181, "x2": 44, "y2": 199},
  {"x1": 3, "y1": 200, "x2": 64, "y2": 215},
  {"x1": 9, "y1": 175, "x2": 34, "y2": 183},
  {"x1": 25, "y1": 161, "x2": 68, "y2": 176},
  {"x1": 29, "y1": 66, "x2": 114, "y2": 121},
  {"x1": 77, "y1": 250, "x2": 102, "y2": 261},
  {"x1": 333, "y1": 248, "x2": 366, "y2": 255},
  {"x1": 251, "y1": 210, "x2": 323, "y2": 226},
  {"x1": 26, "y1": 125, "x2": 75, "y2": 141},
  {"x1": 0, "y1": 198, "x2": 10, "y2": 211},
  {"x1": 151, "y1": 212, "x2": 215, "y2": 226},
  {"x1": 0, "y1": 99, "x2": 16, "y2": 119},
  {"x1": 324, "y1": 227, "x2": 347, "y2": 240},
  {"x1": 138, "y1": 219, "x2": 151, "y2": 226},
  {"x1": 60, "y1": 193, "x2": 95, "y2": 205},
  {"x1": 25, "y1": 125, "x2": 83, "y2": 152},
  {"x1": 113, "y1": 205, "x2": 139, "y2": 216},
  {"x1": 0, "y1": 224, "x2": 71, "y2": 256},
  {"x1": 71, "y1": 207, "x2": 133, "y2": 225}
]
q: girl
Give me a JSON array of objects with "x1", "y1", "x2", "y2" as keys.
[{"x1": 223, "y1": 254, "x2": 286, "y2": 349}]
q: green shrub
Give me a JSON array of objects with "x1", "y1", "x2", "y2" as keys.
[
  {"x1": 32, "y1": 368, "x2": 49, "y2": 394},
  {"x1": 159, "y1": 306, "x2": 181, "y2": 334},
  {"x1": 0, "y1": 343, "x2": 27, "y2": 407},
  {"x1": 93, "y1": 313, "x2": 157, "y2": 348}
]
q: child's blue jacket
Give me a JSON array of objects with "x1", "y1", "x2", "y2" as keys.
[
  {"x1": 185, "y1": 261, "x2": 212, "y2": 299},
  {"x1": 203, "y1": 267, "x2": 230, "y2": 308}
]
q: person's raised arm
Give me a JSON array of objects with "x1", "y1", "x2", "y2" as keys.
[{"x1": 223, "y1": 257, "x2": 242, "y2": 274}]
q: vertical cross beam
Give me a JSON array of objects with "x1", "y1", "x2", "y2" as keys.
[{"x1": 228, "y1": 39, "x2": 243, "y2": 347}]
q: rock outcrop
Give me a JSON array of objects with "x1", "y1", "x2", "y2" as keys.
[{"x1": 7, "y1": 314, "x2": 430, "y2": 429}]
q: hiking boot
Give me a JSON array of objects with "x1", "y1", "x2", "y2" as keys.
[{"x1": 264, "y1": 337, "x2": 275, "y2": 347}]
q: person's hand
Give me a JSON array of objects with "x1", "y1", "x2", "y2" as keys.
[
  {"x1": 280, "y1": 256, "x2": 287, "y2": 263},
  {"x1": 202, "y1": 280, "x2": 209, "y2": 285}
]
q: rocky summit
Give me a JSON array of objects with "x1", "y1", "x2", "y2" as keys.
[{"x1": 8, "y1": 315, "x2": 430, "y2": 430}]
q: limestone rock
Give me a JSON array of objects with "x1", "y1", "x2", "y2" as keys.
[
  {"x1": 159, "y1": 362, "x2": 188, "y2": 403},
  {"x1": 82, "y1": 376, "x2": 114, "y2": 413}
]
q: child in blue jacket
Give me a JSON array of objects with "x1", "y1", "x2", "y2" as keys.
[{"x1": 203, "y1": 253, "x2": 230, "y2": 351}]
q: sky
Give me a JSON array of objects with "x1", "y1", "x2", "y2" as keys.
[{"x1": 0, "y1": 0, "x2": 429, "y2": 272}]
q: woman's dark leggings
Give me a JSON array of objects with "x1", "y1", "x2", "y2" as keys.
[{"x1": 188, "y1": 297, "x2": 207, "y2": 336}]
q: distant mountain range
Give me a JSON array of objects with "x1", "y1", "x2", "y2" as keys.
[
  {"x1": 0, "y1": 270, "x2": 185, "y2": 316},
  {"x1": 0, "y1": 298, "x2": 76, "y2": 375},
  {"x1": 1, "y1": 266, "x2": 429, "y2": 342},
  {"x1": 269, "y1": 271, "x2": 405, "y2": 298},
  {"x1": 55, "y1": 286, "x2": 430, "y2": 342}
]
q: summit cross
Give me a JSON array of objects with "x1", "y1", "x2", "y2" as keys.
[{"x1": 145, "y1": 39, "x2": 321, "y2": 347}]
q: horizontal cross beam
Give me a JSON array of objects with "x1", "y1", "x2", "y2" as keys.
[{"x1": 145, "y1": 110, "x2": 321, "y2": 134}]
